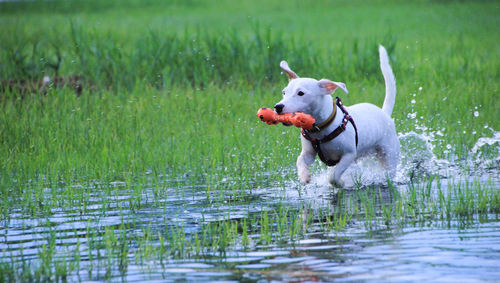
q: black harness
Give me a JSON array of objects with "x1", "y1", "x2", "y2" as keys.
[{"x1": 301, "y1": 97, "x2": 358, "y2": 166}]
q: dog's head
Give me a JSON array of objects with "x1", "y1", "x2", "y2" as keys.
[{"x1": 274, "y1": 61, "x2": 348, "y2": 116}]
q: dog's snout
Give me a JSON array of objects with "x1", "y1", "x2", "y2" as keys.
[{"x1": 274, "y1": 104, "x2": 284, "y2": 114}]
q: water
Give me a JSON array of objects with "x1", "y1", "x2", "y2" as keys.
[
  {"x1": 116, "y1": 220, "x2": 499, "y2": 282},
  {"x1": 1, "y1": 132, "x2": 499, "y2": 282}
]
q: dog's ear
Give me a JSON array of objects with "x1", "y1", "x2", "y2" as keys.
[
  {"x1": 280, "y1": 61, "x2": 299, "y2": 80},
  {"x1": 318, "y1": 79, "x2": 348, "y2": 94}
]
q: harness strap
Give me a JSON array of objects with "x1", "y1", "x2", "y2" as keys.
[
  {"x1": 301, "y1": 97, "x2": 358, "y2": 166},
  {"x1": 335, "y1": 97, "x2": 359, "y2": 147}
]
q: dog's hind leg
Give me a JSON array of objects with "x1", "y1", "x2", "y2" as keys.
[
  {"x1": 376, "y1": 137, "x2": 400, "y2": 178},
  {"x1": 328, "y1": 152, "x2": 356, "y2": 188}
]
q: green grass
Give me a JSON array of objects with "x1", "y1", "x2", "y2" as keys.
[{"x1": 0, "y1": 0, "x2": 499, "y2": 281}]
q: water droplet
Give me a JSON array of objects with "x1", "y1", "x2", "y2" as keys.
[
  {"x1": 474, "y1": 111, "x2": 479, "y2": 117},
  {"x1": 411, "y1": 99, "x2": 416, "y2": 104},
  {"x1": 407, "y1": 112, "x2": 416, "y2": 119},
  {"x1": 446, "y1": 144, "x2": 452, "y2": 149},
  {"x1": 418, "y1": 86, "x2": 423, "y2": 91}
]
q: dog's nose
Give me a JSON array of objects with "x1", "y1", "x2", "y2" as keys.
[{"x1": 274, "y1": 103, "x2": 284, "y2": 114}]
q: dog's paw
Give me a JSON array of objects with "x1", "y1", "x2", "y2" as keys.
[
  {"x1": 300, "y1": 176, "x2": 311, "y2": 184},
  {"x1": 327, "y1": 169, "x2": 345, "y2": 188},
  {"x1": 298, "y1": 171, "x2": 311, "y2": 184}
]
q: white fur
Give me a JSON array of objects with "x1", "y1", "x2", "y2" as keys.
[
  {"x1": 379, "y1": 45, "x2": 396, "y2": 116},
  {"x1": 275, "y1": 45, "x2": 400, "y2": 187}
]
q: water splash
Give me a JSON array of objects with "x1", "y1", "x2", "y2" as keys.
[
  {"x1": 470, "y1": 131, "x2": 500, "y2": 172},
  {"x1": 288, "y1": 130, "x2": 500, "y2": 193},
  {"x1": 396, "y1": 131, "x2": 452, "y2": 183}
]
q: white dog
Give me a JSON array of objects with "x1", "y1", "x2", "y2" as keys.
[{"x1": 274, "y1": 45, "x2": 400, "y2": 187}]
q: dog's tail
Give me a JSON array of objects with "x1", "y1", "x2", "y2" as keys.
[{"x1": 379, "y1": 45, "x2": 396, "y2": 117}]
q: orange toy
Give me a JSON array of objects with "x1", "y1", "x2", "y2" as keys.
[{"x1": 256, "y1": 107, "x2": 316, "y2": 130}]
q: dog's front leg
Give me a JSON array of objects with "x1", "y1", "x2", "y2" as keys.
[
  {"x1": 297, "y1": 152, "x2": 315, "y2": 184},
  {"x1": 328, "y1": 153, "x2": 356, "y2": 188},
  {"x1": 297, "y1": 137, "x2": 316, "y2": 184}
]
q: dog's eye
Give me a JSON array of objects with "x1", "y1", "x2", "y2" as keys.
[
  {"x1": 297, "y1": 91, "x2": 305, "y2": 96},
  {"x1": 282, "y1": 91, "x2": 285, "y2": 96}
]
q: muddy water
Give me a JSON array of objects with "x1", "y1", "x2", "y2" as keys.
[{"x1": 1, "y1": 132, "x2": 499, "y2": 282}]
